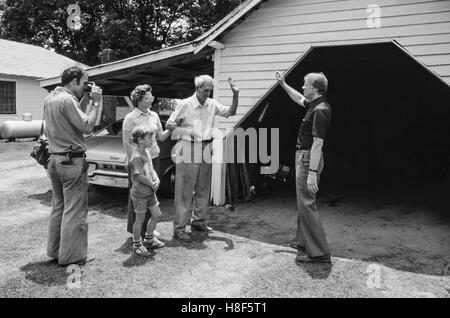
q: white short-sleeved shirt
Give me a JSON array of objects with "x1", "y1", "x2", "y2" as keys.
[
  {"x1": 166, "y1": 93, "x2": 230, "y2": 141},
  {"x1": 122, "y1": 108, "x2": 163, "y2": 159}
]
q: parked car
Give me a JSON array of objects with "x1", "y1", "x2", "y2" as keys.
[{"x1": 85, "y1": 115, "x2": 176, "y2": 197}]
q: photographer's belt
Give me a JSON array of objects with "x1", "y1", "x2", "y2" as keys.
[
  {"x1": 296, "y1": 145, "x2": 310, "y2": 151},
  {"x1": 51, "y1": 152, "x2": 86, "y2": 158}
]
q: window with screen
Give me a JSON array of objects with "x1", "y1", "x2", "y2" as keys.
[{"x1": 0, "y1": 81, "x2": 16, "y2": 114}]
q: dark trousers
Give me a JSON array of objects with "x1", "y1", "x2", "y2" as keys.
[
  {"x1": 295, "y1": 150, "x2": 330, "y2": 258},
  {"x1": 126, "y1": 158, "x2": 160, "y2": 237}
]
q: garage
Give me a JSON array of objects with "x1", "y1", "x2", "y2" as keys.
[
  {"x1": 215, "y1": 41, "x2": 450, "y2": 274},
  {"x1": 228, "y1": 42, "x2": 450, "y2": 210}
]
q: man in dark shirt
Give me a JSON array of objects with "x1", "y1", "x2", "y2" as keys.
[{"x1": 276, "y1": 71, "x2": 332, "y2": 264}]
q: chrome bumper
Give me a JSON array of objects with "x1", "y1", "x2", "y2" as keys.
[{"x1": 88, "y1": 168, "x2": 129, "y2": 189}]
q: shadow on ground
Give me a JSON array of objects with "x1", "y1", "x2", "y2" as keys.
[
  {"x1": 297, "y1": 263, "x2": 333, "y2": 280},
  {"x1": 19, "y1": 260, "x2": 68, "y2": 286},
  {"x1": 27, "y1": 190, "x2": 52, "y2": 207},
  {"x1": 115, "y1": 237, "x2": 156, "y2": 268},
  {"x1": 273, "y1": 248, "x2": 333, "y2": 279},
  {"x1": 164, "y1": 231, "x2": 235, "y2": 251},
  {"x1": 113, "y1": 232, "x2": 235, "y2": 267}
]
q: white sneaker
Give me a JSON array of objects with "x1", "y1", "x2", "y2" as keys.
[
  {"x1": 133, "y1": 244, "x2": 151, "y2": 257},
  {"x1": 144, "y1": 237, "x2": 165, "y2": 249}
]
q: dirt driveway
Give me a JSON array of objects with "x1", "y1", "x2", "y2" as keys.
[{"x1": 0, "y1": 140, "x2": 449, "y2": 298}]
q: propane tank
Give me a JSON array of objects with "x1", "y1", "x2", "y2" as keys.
[
  {"x1": 22, "y1": 113, "x2": 33, "y2": 121},
  {"x1": 0, "y1": 120, "x2": 42, "y2": 139}
]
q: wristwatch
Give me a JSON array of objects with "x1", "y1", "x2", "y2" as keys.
[{"x1": 93, "y1": 102, "x2": 99, "y2": 107}]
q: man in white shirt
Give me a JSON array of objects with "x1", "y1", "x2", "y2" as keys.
[{"x1": 166, "y1": 75, "x2": 239, "y2": 240}]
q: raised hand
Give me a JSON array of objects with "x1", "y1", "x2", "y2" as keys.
[
  {"x1": 228, "y1": 77, "x2": 239, "y2": 95},
  {"x1": 275, "y1": 71, "x2": 285, "y2": 85}
]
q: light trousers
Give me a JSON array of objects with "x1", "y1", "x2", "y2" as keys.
[
  {"x1": 47, "y1": 155, "x2": 89, "y2": 265},
  {"x1": 173, "y1": 141, "x2": 212, "y2": 232}
]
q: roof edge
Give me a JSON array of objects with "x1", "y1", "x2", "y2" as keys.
[
  {"x1": 39, "y1": 41, "x2": 197, "y2": 88},
  {"x1": 0, "y1": 73, "x2": 40, "y2": 80},
  {"x1": 194, "y1": 0, "x2": 265, "y2": 54},
  {"x1": 227, "y1": 40, "x2": 450, "y2": 136},
  {"x1": 391, "y1": 39, "x2": 450, "y2": 89}
]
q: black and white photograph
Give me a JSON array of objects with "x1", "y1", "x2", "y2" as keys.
[{"x1": 0, "y1": 0, "x2": 449, "y2": 301}]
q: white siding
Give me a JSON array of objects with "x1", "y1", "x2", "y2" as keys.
[
  {"x1": 215, "y1": 0, "x2": 450, "y2": 129},
  {"x1": 0, "y1": 75, "x2": 48, "y2": 122}
]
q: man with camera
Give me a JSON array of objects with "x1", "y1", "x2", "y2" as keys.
[{"x1": 44, "y1": 66, "x2": 102, "y2": 266}]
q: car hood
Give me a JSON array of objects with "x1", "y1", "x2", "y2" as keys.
[{"x1": 86, "y1": 136, "x2": 126, "y2": 163}]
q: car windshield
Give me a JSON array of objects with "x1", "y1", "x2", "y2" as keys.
[
  {"x1": 89, "y1": 107, "x2": 173, "y2": 138},
  {"x1": 95, "y1": 120, "x2": 123, "y2": 137}
]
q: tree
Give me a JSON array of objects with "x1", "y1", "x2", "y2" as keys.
[
  {"x1": 0, "y1": 0, "x2": 105, "y2": 65},
  {"x1": 0, "y1": 0, "x2": 241, "y2": 65},
  {"x1": 98, "y1": 0, "x2": 242, "y2": 60},
  {"x1": 185, "y1": 0, "x2": 243, "y2": 40}
]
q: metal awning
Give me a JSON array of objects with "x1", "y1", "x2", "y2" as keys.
[{"x1": 40, "y1": 42, "x2": 214, "y2": 99}]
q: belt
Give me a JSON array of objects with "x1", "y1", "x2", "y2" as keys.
[
  {"x1": 190, "y1": 139, "x2": 212, "y2": 144},
  {"x1": 296, "y1": 145, "x2": 310, "y2": 151},
  {"x1": 51, "y1": 152, "x2": 86, "y2": 158}
]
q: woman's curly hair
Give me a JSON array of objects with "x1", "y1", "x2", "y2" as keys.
[{"x1": 130, "y1": 84, "x2": 152, "y2": 107}]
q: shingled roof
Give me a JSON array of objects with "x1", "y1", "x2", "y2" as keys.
[{"x1": 0, "y1": 39, "x2": 87, "y2": 79}]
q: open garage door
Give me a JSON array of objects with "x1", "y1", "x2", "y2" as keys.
[
  {"x1": 233, "y1": 41, "x2": 450, "y2": 207},
  {"x1": 220, "y1": 41, "x2": 450, "y2": 274}
]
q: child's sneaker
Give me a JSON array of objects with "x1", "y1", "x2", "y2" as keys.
[
  {"x1": 144, "y1": 237, "x2": 165, "y2": 249},
  {"x1": 133, "y1": 244, "x2": 152, "y2": 257}
]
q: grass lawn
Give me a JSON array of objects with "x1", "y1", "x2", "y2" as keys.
[
  {"x1": 0, "y1": 140, "x2": 448, "y2": 298},
  {"x1": 1, "y1": 209, "x2": 448, "y2": 298}
]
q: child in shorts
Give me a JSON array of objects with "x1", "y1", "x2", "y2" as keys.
[{"x1": 129, "y1": 126, "x2": 165, "y2": 256}]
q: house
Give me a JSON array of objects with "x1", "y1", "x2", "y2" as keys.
[
  {"x1": 40, "y1": 0, "x2": 450, "y2": 205},
  {"x1": 0, "y1": 39, "x2": 86, "y2": 122}
]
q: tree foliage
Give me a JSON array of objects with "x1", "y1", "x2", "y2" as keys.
[{"x1": 0, "y1": 0, "x2": 241, "y2": 65}]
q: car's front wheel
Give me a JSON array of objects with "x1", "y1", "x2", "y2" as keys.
[{"x1": 159, "y1": 165, "x2": 175, "y2": 198}]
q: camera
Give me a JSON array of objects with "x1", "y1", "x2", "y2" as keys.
[{"x1": 85, "y1": 81, "x2": 98, "y2": 93}]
